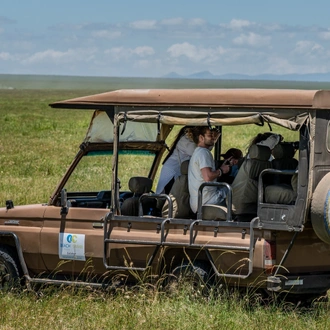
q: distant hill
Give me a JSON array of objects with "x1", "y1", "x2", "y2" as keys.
[
  {"x1": 163, "y1": 71, "x2": 330, "y2": 82},
  {"x1": 2, "y1": 73, "x2": 330, "y2": 91}
]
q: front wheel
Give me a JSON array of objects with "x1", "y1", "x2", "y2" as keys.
[{"x1": 0, "y1": 249, "x2": 20, "y2": 291}]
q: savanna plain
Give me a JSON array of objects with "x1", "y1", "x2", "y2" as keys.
[{"x1": 1, "y1": 75, "x2": 330, "y2": 329}]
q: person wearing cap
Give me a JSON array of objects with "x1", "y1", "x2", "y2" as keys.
[
  {"x1": 217, "y1": 148, "x2": 243, "y2": 184},
  {"x1": 188, "y1": 126, "x2": 231, "y2": 214}
]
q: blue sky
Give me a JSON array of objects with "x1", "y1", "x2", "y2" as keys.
[{"x1": 1, "y1": 0, "x2": 330, "y2": 77}]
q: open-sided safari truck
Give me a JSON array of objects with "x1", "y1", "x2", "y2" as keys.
[{"x1": 1, "y1": 88, "x2": 330, "y2": 303}]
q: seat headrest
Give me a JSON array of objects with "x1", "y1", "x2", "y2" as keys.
[
  {"x1": 272, "y1": 143, "x2": 295, "y2": 159},
  {"x1": 128, "y1": 177, "x2": 153, "y2": 194},
  {"x1": 248, "y1": 144, "x2": 271, "y2": 161},
  {"x1": 180, "y1": 160, "x2": 189, "y2": 175}
]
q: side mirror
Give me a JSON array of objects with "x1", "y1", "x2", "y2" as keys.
[{"x1": 60, "y1": 189, "x2": 69, "y2": 216}]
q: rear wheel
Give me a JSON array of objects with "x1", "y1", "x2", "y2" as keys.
[
  {"x1": 167, "y1": 261, "x2": 212, "y2": 296},
  {"x1": 0, "y1": 249, "x2": 20, "y2": 290}
]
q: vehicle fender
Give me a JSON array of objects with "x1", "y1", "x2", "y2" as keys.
[
  {"x1": 0, "y1": 232, "x2": 27, "y2": 274},
  {"x1": 311, "y1": 172, "x2": 330, "y2": 244}
]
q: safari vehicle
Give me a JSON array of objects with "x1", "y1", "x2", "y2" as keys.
[{"x1": 1, "y1": 89, "x2": 330, "y2": 303}]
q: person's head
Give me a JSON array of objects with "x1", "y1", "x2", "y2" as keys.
[
  {"x1": 221, "y1": 148, "x2": 243, "y2": 165},
  {"x1": 191, "y1": 126, "x2": 219, "y2": 148},
  {"x1": 249, "y1": 132, "x2": 274, "y2": 146},
  {"x1": 248, "y1": 132, "x2": 283, "y2": 152}
]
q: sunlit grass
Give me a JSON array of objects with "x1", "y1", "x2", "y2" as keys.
[{"x1": 0, "y1": 284, "x2": 329, "y2": 330}]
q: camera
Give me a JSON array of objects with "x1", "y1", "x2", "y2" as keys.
[{"x1": 280, "y1": 141, "x2": 299, "y2": 150}]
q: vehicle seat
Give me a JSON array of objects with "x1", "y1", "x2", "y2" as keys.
[
  {"x1": 162, "y1": 160, "x2": 195, "y2": 219},
  {"x1": 121, "y1": 176, "x2": 154, "y2": 216},
  {"x1": 264, "y1": 143, "x2": 298, "y2": 204},
  {"x1": 201, "y1": 204, "x2": 228, "y2": 221},
  {"x1": 264, "y1": 171, "x2": 298, "y2": 204},
  {"x1": 231, "y1": 144, "x2": 272, "y2": 220},
  {"x1": 271, "y1": 143, "x2": 298, "y2": 185}
]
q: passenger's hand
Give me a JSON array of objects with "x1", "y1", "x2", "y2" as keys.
[
  {"x1": 224, "y1": 156, "x2": 233, "y2": 166},
  {"x1": 211, "y1": 129, "x2": 221, "y2": 142},
  {"x1": 220, "y1": 159, "x2": 231, "y2": 174}
]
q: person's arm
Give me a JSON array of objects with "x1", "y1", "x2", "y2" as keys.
[{"x1": 201, "y1": 162, "x2": 230, "y2": 182}]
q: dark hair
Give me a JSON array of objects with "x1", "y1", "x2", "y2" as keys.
[
  {"x1": 250, "y1": 132, "x2": 274, "y2": 145},
  {"x1": 246, "y1": 132, "x2": 274, "y2": 152},
  {"x1": 220, "y1": 148, "x2": 243, "y2": 160},
  {"x1": 190, "y1": 126, "x2": 209, "y2": 144}
]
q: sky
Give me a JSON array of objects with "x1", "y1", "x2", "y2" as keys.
[{"x1": 1, "y1": 0, "x2": 330, "y2": 78}]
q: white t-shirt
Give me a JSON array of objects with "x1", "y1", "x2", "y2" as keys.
[
  {"x1": 188, "y1": 147, "x2": 222, "y2": 213},
  {"x1": 156, "y1": 135, "x2": 196, "y2": 194}
]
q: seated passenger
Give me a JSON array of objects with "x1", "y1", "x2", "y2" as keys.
[
  {"x1": 188, "y1": 126, "x2": 230, "y2": 214},
  {"x1": 156, "y1": 126, "x2": 198, "y2": 195},
  {"x1": 216, "y1": 148, "x2": 243, "y2": 184},
  {"x1": 247, "y1": 132, "x2": 283, "y2": 160}
]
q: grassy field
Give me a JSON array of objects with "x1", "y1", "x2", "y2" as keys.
[{"x1": 1, "y1": 84, "x2": 330, "y2": 329}]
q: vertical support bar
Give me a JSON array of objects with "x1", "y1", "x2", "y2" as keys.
[{"x1": 111, "y1": 110, "x2": 120, "y2": 214}]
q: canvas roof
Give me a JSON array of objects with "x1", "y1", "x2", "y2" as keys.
[
  {"x1": 50, "y1": 89, "x2": 330, "y2": 136},
  {"x1": 50, "y1": 88, "x2": 330, "y2": 109}
]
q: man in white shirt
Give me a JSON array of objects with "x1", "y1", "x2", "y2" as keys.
[{"x1": 188, "y1": 126, "x2": 231, "y2": 213}]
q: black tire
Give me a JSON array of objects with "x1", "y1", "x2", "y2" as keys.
[
  {"x1": 0, "y1": 249, "x2": 20, "y2": 291},
  {"x1": 167, "y1": 261, "x2": 212, "y2": 295}
]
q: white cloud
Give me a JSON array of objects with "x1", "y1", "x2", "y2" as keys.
[
  {"x1": 224, "y1": 19, "x2": 254, "y2": 30},
  {"x1": 91, "y1": 30, "x2": 121, "y2": 39},
  {"x1": 167, "y1": 42, "x2": 226, "y2": 63},
  {"x1": 105, "y1": 46, "x2": 155, "y2": 61},
  {"x1": 129, "y1": 20, "x2": 157, "y2": 30},
  {"x1": 293, "y1": 40, "x2": 323, "y2": 55},
  {"x1": 266, "y1": 56, "x2": 298, "y2": 74},
  {"x1": 188, "y1": 18, "x2": 206, "y2": 26},
  {"x1": 132, "y1": 46, "x2": 155, "y2": 57},
  {"x1": 233, "y1": 32, "x2": 271, "y2": 47},
  {"x1": 22, "y1": 48, "x2": 96, "y2": 65},
  {"x1": 320, "y1": 31, "x2": 330, "y2": 40},
  {"x1": 160, "y1": 18, "x2": 184, "y2": 26},
  {"x1": 104, "y1": 47, "x2": 128, "y2": 60}
]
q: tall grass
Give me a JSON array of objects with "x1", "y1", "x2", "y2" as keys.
[{"x1": 0, "y1": 284, "x2": 329, "y2": 329}]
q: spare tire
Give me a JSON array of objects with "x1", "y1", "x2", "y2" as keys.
[{"x1": 311, "y1": 172, "x2": 330, "y2": 244}]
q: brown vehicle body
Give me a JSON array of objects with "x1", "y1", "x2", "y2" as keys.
[{"x1": 1, "y1": 88, "x2": 330, "y2": 301}]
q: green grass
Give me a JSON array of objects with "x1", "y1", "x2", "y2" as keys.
[
  {"x1": 0, "y1": 285, "x2": 329, "y2": 330},
  {"x1": 0, "y1": 89, "x2": 93, "y2": 205},
  {"x1": 0, "y1": 87, "x2": 329, "y2": 328}
]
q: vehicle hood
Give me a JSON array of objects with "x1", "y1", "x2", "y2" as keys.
[{"x1": 0, "y1": 204, "x2": 47, "y2": 220}]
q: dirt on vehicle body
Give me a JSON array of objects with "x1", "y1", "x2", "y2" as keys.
[{"x1": 1, "y1": 88, "x2": 330, "y2": 303}]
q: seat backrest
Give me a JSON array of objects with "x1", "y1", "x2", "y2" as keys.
[
  {"x1": 271, "y1": 143, "x2": 298, "y2": 185},
  {"x1": 121, "y1": 176, "x2": 154, "y2": 216},
  {"x1": 162, "y1": 160, "x2": 194, "y2": 218},
  {"x1": 231, "y1": 144, "x2": 271, "y2": 216}
]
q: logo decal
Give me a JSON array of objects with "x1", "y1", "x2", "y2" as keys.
[{"x1": 59, "y1": 233, "x2": 85, "y2": 261}]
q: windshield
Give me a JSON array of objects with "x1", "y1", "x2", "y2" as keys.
[{"x1": 65, "y1": 150, "x2": 156, "y2": 193}]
